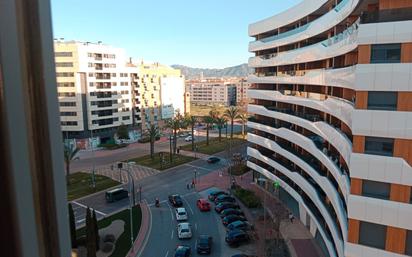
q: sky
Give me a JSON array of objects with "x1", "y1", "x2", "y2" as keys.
[{"x1": 51, "y1": 0, "x2": 301, "y2": 69}]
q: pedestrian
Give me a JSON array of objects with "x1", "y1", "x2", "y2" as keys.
[
  {"x1": 186, "y1": 183, "x2": 190, "y2": 190},
  {"x1": 191, "y1": 179, "x2": 195, "y2": 188},
  {"x1": 289, "y1": 212, "x2": 294, "y2": 223}
]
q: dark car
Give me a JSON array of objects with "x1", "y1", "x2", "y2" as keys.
[
  {"x1": 231, "y1": 255, "x2": 257, "y2": 257},
  {"x1": 207, "y1": 156, "x2": 220, "y2": 163},
  {"x1": 215, "y1": 202, "x2": 239, "y2": 213},
  {"x1": 227, "y1": 220, "x2": 253, "y2": 231},
  {"x1": 220, "y1": 208, "x2": 244, "y2": 218},
  {"x1": 196, "y1": 235, "x2": 212, "y2": 254},
  {"x1": 214, "y1": 195, "x2": 236, "y2": 204},
  {"x1": 169, "y1": 194, "x2": 183, "y2": 207},
  {"x1": 208, "y1": 190, "x2": 228, "y2": 201},
  {"x1": 222, "y1": 215, "x2": 247, "y2": 226},
  {"x1": 174, "y1": 245, "x2": 191, "y2": 257},
  {"x1": 225, "y1": 229, "x2": 250, "y2": 247}
]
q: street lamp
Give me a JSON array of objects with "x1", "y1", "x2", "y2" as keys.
[
  {"x1": 90, "y1": 128, "x2": 96, "y2": 188},
  {"x1": 257, "y1": 177, "x2": 268, "y2": 256}
]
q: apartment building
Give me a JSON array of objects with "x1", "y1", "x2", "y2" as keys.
[
  {"x1": 54, "y1": 40, "x2": 141, "y2": 142},
  {"x1": 186, "y1": 78, "x2": 240, "y2": 106},
  {"x1": 248, "y1": 1, "x2": 412, "y2": 257},
  {"x1": 236, "y1": 78, "x2": 251, "y2": 106},
  {"x1": 137, "y1": 62, "x2": 188, "y2": 131}
]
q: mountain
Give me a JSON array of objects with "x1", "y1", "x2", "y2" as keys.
[{"x1": 171, "y1": 63, "x2": 251, "y2": 79}]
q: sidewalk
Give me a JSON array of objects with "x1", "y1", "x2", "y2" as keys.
[
  {"x1": 196, "y1": 170, "x2": 324, "y2": 257},
  {"x1": 127, "y1": 200, "x2": 151, "y2": 257},
  {"x1": 179, "y1": 149, "x2": 210, "y2": 159}
]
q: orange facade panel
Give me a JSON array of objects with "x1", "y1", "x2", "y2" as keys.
[
  {"x1": 398, "y1": 92, "x2": 412, "y2": 111},
  {"x1": 351, "y1": 178, "x2": 363, "y2": 195},
  {"x1": 386, "y1": 226, "x2": 407, "y2": 254},
  {"x1": 394, "y1": 139, "x2": 412, "y2": 167},
  {"x1": 401, "y1": 43, "x2": 412, "y2": 63},
  {"x1": 348, "y1": 219, "x2": 360, "y2": 243},
  {"x1": 380, "y1": 0, "x2": 412, "y2": 9},
  {"x1": 355, "y1": 91, "x2": 368, "y2": 109},
  {"x1": 353, "y1": 136, "x2": 365, "y2": 153},
  {"x1": 390, "y1": 184, "x2": 411, "y2": 203},
  {"x1": 358, "y1": 45, "x2": 371, "y2": 64}
]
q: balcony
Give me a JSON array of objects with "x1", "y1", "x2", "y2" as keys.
[{"x1": 360, "y1": 7, "x2": 412, "y2": 24}]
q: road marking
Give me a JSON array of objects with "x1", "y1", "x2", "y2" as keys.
[
  {"x1": 182, "y1": 197, "x2": 194, "y2": 215},
  {"x1": 195, "y1": 223, "x2": 198, "y2": 231},
  {"x1": 72, "y1": 201, "x2": 107, "y2": 216},
  {"x1": 171, "y1": 230, "x2": 174, "y2": 239},
  {"x1": 184, "y1": 163, "x2": 213, "y2": 171},
  {"x1": 167, "y1": 203, "x2": 174, "y2": 220},
  {"x1": 76, "y1": 218, "x2": 85, "y2": 224},
  {"x1": 164, "y1": 250, "x2": 169, "y2": 257}
]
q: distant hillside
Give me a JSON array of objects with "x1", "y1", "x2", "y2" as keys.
[{"x1": 171, "y1": 63, "x2": 251, "y2": 79}]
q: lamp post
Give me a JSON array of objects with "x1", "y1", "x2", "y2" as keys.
[
  {"x1": 257, "y1": 177, "x2": 268, "y2": 257},
  {"x1": 90, "y1": 128, "x2": 96, "y2": 188}
]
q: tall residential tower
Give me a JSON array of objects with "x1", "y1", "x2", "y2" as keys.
[{"x1": 248, "y1": 1, "x2": 412, "y2": 257}]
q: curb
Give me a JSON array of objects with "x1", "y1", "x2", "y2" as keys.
[{"x1": 126, "y1": 200, "x2": 151, "y2": 257}]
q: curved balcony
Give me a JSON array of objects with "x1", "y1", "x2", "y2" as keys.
[
  {"x1": 248, "y1": 0, "x2": 329, "y2": 36},
  {"x1": 247, "y1": 160, "x2": 338, "y2": 257},
  {"x1": 248, "y1": 145, "x2": 344, "y2": 257},
  {"x1": 248, "y1": 89, "x2": 353, "y2": 128},
  {"x1": 249, "y1": 21, "x2": 359, "y2": 67},
  {"x1": 248, "y1": 121, "x2": 350, "y2": 205},
  {"x1": 248, "y1": 104, "x2": 352, "y2": 165},
  {"x1": 249, "y1": 0, "x2": 360, "y2": 52}
]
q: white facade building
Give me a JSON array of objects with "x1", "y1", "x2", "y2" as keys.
[{"x1": 160, "y1": 76, "x2": 186, "y2": 119}]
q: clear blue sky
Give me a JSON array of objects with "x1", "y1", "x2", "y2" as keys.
[{"x1": 51, "y1": 0, "x2": 301, "y2": 68}]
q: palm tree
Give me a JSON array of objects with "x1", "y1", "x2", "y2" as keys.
[
  {"x1": 215, "y1": 116, "x2": 227, "y2": 142},
  {"x1": 146, "y1": 124, "x2": 159, "y2": 159},
  {"x1": 224, "y1": 106, "x2": 240, "y2": 139},
  {"x1": 237, "y1": 112, "x2": 248, "y2": 139},
  {"x1": 209, "y1": 107, "x2": 220, "y2": 120},
  {"x1": 64, "y1": 144, "x2": 80, "y2": 183},
  {"x1": 166, "y1": 113, "x2": 185, "y2": 154},
  {"x1": 185, "y1": 114, "x2": 197, "y2": 151},
  {"x1": 203, "y1": 116, "x2": 215, "y2": 146}
]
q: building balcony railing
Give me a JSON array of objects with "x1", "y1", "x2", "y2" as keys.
[{"x1": 360, "y1": 7, "x2": 412, "y2": 24}]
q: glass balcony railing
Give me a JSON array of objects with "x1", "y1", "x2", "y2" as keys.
[{"x1": 360, "y1": 7, "x2": 412, "y2": 24}]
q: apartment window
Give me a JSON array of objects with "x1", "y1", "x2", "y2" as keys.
[
  {"x1": 112, "y1": 82, "x2": 117, "y2": 86},
  {"x1": 55, "y1": 62, "x2": 73, "y2": 67},
  {"x1": 90, "y1": 92, "x2": 95, "y2": 96},
  {"x1": 122, "y1": 116, "x2": 130, "y2": 120},
  {"x1": 61, "y1": 121, "x2": 78, "y2": 126},
  {"x1": 88, "y1": 53, "x2": 93, "y2": 57},
  {"x1": 113, "y1": 118, "x2": 119, "y2": 122},
  {"x1": 110, "y1": 64, "x2": 116, "y2": 68},
  {"x1": 365, "y1": 136, "x2": 394, "y2": 156},
  {"x1": 111, "y1": 73, "x2": 117, "y2": 77},
  {"x1": 367, "y1": 92, "x2": 397, "y2": 110},
  {"x1": 406, "y1": 230, "x2": 412, "y2": 255},
  {"x1": 89, "y1": 82, "x2": 94, "y2": 87},
  {"x1": 60, "y1": 112, "x2": 77, "y2": 116},
  {"x1": 89, "y1": 73, "x2": 94, "y2": 77},
  {"x1": 58, "y1": 92, "x2": 75, "y2": 97},
  {"x1": 56, "y1": 72, "x2": 74, "y2": 77},
  {"x1": 57, "y1": 82, "x2": 75, "y2": 87},
  {"x1": 55, "y1": 51, "x2": 73, "y2": 57},
  {"x1": 362, "y1": 180, "x2": 390, "y2": 200},
  {"x1": 59, "y1": 102, "x2": 76, "y2": 107},
  {"x1": 371, "y1": 44, "x2": 401, "y2": 63},
  {"x1": 88, "y1": 62, "x2": 93, "y2": 67},
  {"x1": 359, "y1": 221, "x2": 386, "y2": 250}
]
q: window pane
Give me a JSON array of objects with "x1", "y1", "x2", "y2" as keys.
[
  {"x1": 371, "y1": 44, "x2": 401, "y2": 63},
  {"x1": 359, "y1": 221, "x2": 387, "y2": 250},
  {"x1": 406, "y1": 230, "x2": 412, "y2": 255},
  {"x1": 362, "y1": 180, "x2": 390, "y2": 200},
  {"x1": 365, "y1": 137, "x2": 394, "y2": 156},
  {"x1": 367, "y1": 92, "x2": 397, "y2": 110}
]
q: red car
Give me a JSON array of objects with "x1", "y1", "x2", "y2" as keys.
[{"x1": 197, "y1": 198, "x2": 211, "y2": 211}]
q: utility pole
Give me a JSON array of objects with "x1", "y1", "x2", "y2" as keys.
[{"x1": 118, "y1": 162, "x2": 135, "y2": 250}]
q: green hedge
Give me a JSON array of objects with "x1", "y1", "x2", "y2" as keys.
[
  {"x1": 233, "y1": 187, "x2": 262, "y2": 208},
  {"x1": 99, "y1": 143, "x2": 127, "y2": 150},
  {"x1": 138, "y1": 136, "x2": 160, "y2": 143}
]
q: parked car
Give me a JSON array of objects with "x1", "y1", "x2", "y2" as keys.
[
  {"x1": 208, "y1": 190, "x2": 228, "y2": 201},
  {"x1": 231, "y1": 254, "x2": 257, "y2": 257},
  {"x1": 184, "y1": 136, "x2": 193, "y2": 142},
  {"x1": 176, "y1": 207, "x2": 188, "y2": 221},
  {"x1": 207, "y1": 156, "x2": 220, "y2": 163},
  {"x1": 177, "y1": 223, "x2": 192, "y2": 239},
  {"x1": 225, "y1": 229, "x2": 250, "y2": 247},
  {"x1": 222, "y1": 215, "x2": 247, "y2": 226},
  {"x1": 196, "y1": 235, "x2": 212, "y2": 254},
  {"x1": 215, "y1": 202, "x2": 240, "y2": 213},
  {"x1": 174, "y1": 245, "x2": 191, "y2": 257},
  {"x1": 214, "y1": 195, "x2": 236, "y2": 204},
  {"x1": 196, "y1": 199, "x2": 211, "y2": 211},
  {"x1": 227, "y1": 220, "x2": 253, "y2": 231},
  {"x1": 169, "y1": 194, "x2": 183, "y2": 207},
  {"x1": 220, "y1": 208, "x2": 244, "y2": 218}
]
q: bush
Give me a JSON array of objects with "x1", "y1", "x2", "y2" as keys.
[
  {"x1": 231, "y1": 163, "x2": 249, "y2": 176},
  {"x1": 138, "y1": 136, "x2": 160, "y2": 143},
  {"x1": 99, "y1": 143, "x2": 127, "y2": 150},
  {"x1": 234, "y1": 188, "x2": 262, "y2": 208}
]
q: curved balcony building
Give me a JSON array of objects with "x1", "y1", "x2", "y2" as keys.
[{"x1": 247, "y1": 1, "x2": 412, "y2": 257}]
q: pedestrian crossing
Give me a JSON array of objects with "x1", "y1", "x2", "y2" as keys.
[{"x1": 86, "y1": 164, "x2": 161, "y2": 183}]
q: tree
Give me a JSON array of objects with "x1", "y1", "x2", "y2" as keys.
[
  {"x1": 64, "y1": 144, "x2": 80, "y2": 183},
  {"x1": 185, "y1": 114, "x2": 197, "y2": 151},
  {"x1": 117, "y1": 123, "x2": 129, "y2": 141},
  {"x1": 203, "y1": 116, "x2": 215, "y2": 146},
  {"x1": 224, "y1": 106, "x2": 240, "y2": 139},
  {"x1": 68, "y1": 203, "x2": 77, "y2": 248},
  {"x1": 165, "y1": 113, "x2": 185, "y2": 155},
  {"x1": 215, "y1": 116, "x2": 227, "y2": 142},
  {"x1": 237, "y1": 112, "x2": 248, "y2": 139},
  {"x1": 92, "y1": 210, "x2": 100, "y2": 251},
  {"x1": 209, "y1": 107, "x2": 220, "y2": 120},
  {"x1": 146, "y1": 124, "x2": 159, "y2": 159},
  {"x1": 86, "y1": 207, "x2": 96, "y2": 257}
]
